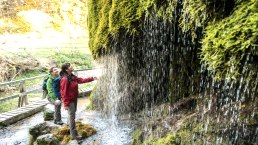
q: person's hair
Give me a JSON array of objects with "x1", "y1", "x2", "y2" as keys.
[
  {"x1": 60, "y1": 63, "x2": 76, "y2": 82},
  {"x1": 60, "y1": 63, "x2": 70, "y2": 77},
  {"x1": 49, "y1": 66, "x2": 57, "y2": 74}
]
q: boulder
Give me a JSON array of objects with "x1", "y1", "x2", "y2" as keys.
[
  {"x1": 29, "y1": 122, "x2": 59, "y2": 145},
  {"x1": 35, "y1": 134, "x2": 60, "y2": 145},
  {"x1": 52, "y1": 122, "x2": 97, "y2": 144},
  {"x1": 44, "y1": 105, "x2": 54, "y2": 121}
]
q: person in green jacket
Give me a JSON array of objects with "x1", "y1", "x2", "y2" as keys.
[{"x1": 46, "y1": 66, "x2": 63, "y2": 125}]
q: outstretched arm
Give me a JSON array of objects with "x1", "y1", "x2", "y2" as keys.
[{"x1": 76, "y1": 77, "x2": 95, "y2": 84}]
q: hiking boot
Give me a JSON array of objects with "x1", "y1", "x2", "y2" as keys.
[
  {"x1": 71, "y1": 135, "x2": 83, "y2": 143},
  {"x1": 71, "y1": 135, "x2": 83, "y2": 140},
  {"x1": 54, "y1": 120, "x2": 64, "y2": 125}
]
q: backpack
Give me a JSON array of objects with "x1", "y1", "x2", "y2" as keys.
[
  {"x1": 53, "y1": 76, "x2": 61, "y2": 100},
  {"x1": 52, "y1": 76, "x2": 70, "y2": 100},
  {"x1": 42, "y1": 76, "x2": 49, "y2": 93}
]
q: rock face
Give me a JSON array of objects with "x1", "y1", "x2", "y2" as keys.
[
  {"x1": 89, "y1": 0, "x2": 258, "y2": 144},
  {"x1": 35, "y1": 134, "x2": 60, "y2": 145}
]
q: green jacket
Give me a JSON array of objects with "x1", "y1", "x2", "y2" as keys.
[{"x1": 46, "y1": 74, "x2": 58, "y2": 101}]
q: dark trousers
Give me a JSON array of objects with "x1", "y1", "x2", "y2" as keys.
[
  {"x1": 67, "y1": 99, "x2": 78, "y2": 138},
  {"x1": 47, "y1": 97, "x2": 62, "y2": 122}
]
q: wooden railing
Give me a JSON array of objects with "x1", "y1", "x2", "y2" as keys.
[
  {"x1": 0, "y1": 74, "x2": 47, "y2": 106},
  {"x1": 0, "y1": 68, "x2": 98, "y2": 110}
]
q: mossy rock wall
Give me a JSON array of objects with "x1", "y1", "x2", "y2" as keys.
[
  {"x1": 88, "y1": 0, "x2": 258, "y2": 143},
  {"x1": 89, "y1": 0, "x2": 258, "y2": 110},
  {"x1": 88, "y1": 0, "x2": 258, "y2": 78}
]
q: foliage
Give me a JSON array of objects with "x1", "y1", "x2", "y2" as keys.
[
  {"x1": 88, "y1": 0, "x2": 162, "y2": 58},
  {"x1": 87, "y1": 86, "x2": 98, "y2": 110},
  {"x1": 131, "y1": 129, "x2": 143, "y2": 145},
  {"x1": 88, "y1": 0, "x2": 112, "y2": 58},
  {"x1": 87, "y1": 0, "x2": 207, "y2": 57},
  {"x1": 0, "y1": 0, "x2": 88, "y2": 34},
  {"x1": 88, "y1": 92, "x2": 95, "y2": 110},
  {"x1": 179, "y1": 0, "x2": 206, "y2": 33},
  {"x1": 143, "y1": 133, "x2": 177, "y2": 145},
  {"x1": 0, "y1": 17, "x2": 31, "y2": 34},
  {"x1": 201, "y1": 0, "x2": 258, "y2": 79},
  {"x1": 51, "y1": 51, "x2": 94, "y2": 69},
  {"x1": 0, "y1": 98, "x2": 18, "y2": 113},
  {"x1": 15, "y1": 70, "x2": 45, "y2": 80}
]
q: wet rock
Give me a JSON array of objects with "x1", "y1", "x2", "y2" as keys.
[
  {"x1": 88, "y1": 139, "x2": 101, "y2": 145},
  {"x1": 52, "y1": 122, "x2": 97, "y2": 144},
  {"x1": 29, "y1": 122, "x2": 59, "y2": 145},
  {"x1": 35, "y1": 134, "x2": 60, "y2": 145},
  {"x1": 44, "y1": 105, "x2": 54, "y2": 121},
  {"x1": 67, "y1": 140, "x2": 79, "y2": 145},
  {"x1": 29, "y1": 122, "x2": 59, "y2": 137},
  {"x1": 76, "y1": 121, "x2": 97, "y2": 138}
]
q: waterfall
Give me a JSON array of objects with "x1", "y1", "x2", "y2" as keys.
[{"x1": 89, "y1": 0, "x2": 258, "y2": 144}]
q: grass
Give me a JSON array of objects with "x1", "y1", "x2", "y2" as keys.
[
  {"x1": 51, "y1": 50, "x2": 94, "y2": 69},
  {"x1": 14, "y1": 70, "x2": 46, "y2": 80},
  {"x1": 28, "y1": 45, "x2": 91, "y2": 57},
  {"x1": 0, "y1": 98, "x2": 19, "y2": 113},
  {"x1": 0, "y1": 91, "x2": 43, "y2": 113}
]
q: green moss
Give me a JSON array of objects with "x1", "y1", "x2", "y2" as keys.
[
  {"x1": 92, "y1": 0, "x2": 112, "y2": 57},
  {"x1": 201, "y1": 0, "x2": 258, "y2": 79},
  {"x1": 88, "y1": 0, "x2": 101, "y2": 58},
  {"x1": 131, "y1": 129, "x2": 143, "y2": 145},
  {"x1": 0, "y1": 122, "x2": 6, "y2": 129},
  {"x1": 109, "y1": 0, "x2": 143, "y2": 35},
  {"x1": 88, "y1": 0, "x2": 257, "y2": 81},
  {"x1": 88, "y1": 0, "x2": 163, "y2": 58},
  {"x1": 144, "y1": 133, "x2": 177, "y2": 145},
  {"x1": 88, "y1": 90, "x2": 95, "y2": 110},
  {"x1": 88, "y1": 0, "x2": 205, "y2": 57},
  {"x1": 52, "y1": 122, "x2": 96, "y2": 144},
  {"x1": 179, "y1": 0, "x2": 206, "y2": 33}
]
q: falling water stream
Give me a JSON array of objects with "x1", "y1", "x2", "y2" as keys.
[{"x1": 91, "y1": 0, "x2": 258, "y2": 144}]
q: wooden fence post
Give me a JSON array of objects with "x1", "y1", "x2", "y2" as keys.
[{"x1": 18, "y1": 81, "x2": 28, "y2": 107}]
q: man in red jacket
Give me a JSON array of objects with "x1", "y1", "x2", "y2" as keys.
[{"x1": 60, "y1": 63, "x2": 97, "y2": 140}]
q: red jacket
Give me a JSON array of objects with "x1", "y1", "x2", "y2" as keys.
[{"x1": 60, "y1": 76, "x2": 94, "y2": 107}]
